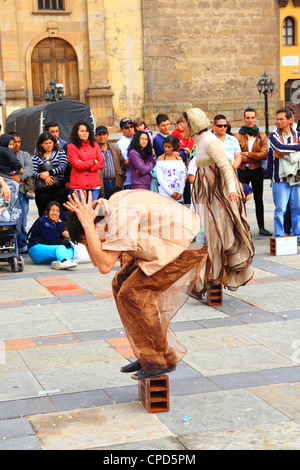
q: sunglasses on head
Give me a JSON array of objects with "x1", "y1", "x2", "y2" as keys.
[{"x1": 215, "y1": 124, "x2": 228, "y2": 128}]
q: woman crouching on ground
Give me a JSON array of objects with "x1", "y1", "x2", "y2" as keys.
[{"x1": 28, "y1": 200, "x2": 77, "y2": 270}]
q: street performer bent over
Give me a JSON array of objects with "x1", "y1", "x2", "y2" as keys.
[{"x1": 65, "y1": 189, "x2": 208, "y2": 380}]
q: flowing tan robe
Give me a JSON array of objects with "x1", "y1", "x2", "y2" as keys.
[{"x1": 192, "y1": 132, "x2": 254, "y2": 291}]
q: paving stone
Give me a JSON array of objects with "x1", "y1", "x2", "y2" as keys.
[
  {"x1": 0, "y1": 371, "x2": 47, "y2": 401},
  {"x1": 257, "y1": 366, "x2": 300, "y2": 383},
  {"x1": 208, "y1": 371, "x2": 271, "y2": 390},
  {"x1": 157, "y1": 389, "x2": 289, "y2": 436},
  {"x1": 184, "y1": 345, "x2": 294, "y2": 377},
  {"x1": 92, "y1": 436, "x2": 186, "y2": 450},
  {"x1": 104, "y1": 385, "x2": 139, "y2": 403},
  {"x1": 250, "y1": 383, "x2": 300, "y2": 420},
  {"x1": 170, "y1": 321, "x2": 204, "y2": 332},
  {"x1": 33, "y1": 361, "x2": 134, "y2": 394},
  {"x1": 0, "y1": 418, "x2": 34, "y2": 439},
  {"x1": 196, "y1": 317, "x2": 243, "y2": 328},
  {"x1": 57, "y1": 294, "x2": 96, "y2": 303},
  {"x1": 0, "y1": 435, "x2": 43, "y2": 450},
  {"x1": 169, "y1": 377, "x2": 219, "y2": 395},
  {"x1": 19, "y1": 340, "x2": 124, "y2": 371},
  {"x1": 233, "y1": 319, "x2": 300, "y2": 361},
  {"x1": 33, "y1": 334, "x2": 79, "y2": 347},
  {"x1": 0, "y1": 397, "x2": 56, "y2": 419},
  {"x1": 76, "y1": 329, "x2": 126, "y2": 342},
  {"x1": 28, "y1": 402, "x2": 173, "y2": 450},
  {"x1": 23, "y1": 298, "x2": 61, "y2": 306},
  {"x1": 230, "y1": 283, "x2": 300, "y2": 312},
  {"x1": 179, "y1": 421, "x2": 300, "y2": 450}
]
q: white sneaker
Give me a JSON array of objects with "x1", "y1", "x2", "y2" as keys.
[
  {"x1": 60, "y1": 259, "x2": 78, "y2": 270},
  {"x1": 51, "y1": 261, "x2": 62, "y2": 270}
]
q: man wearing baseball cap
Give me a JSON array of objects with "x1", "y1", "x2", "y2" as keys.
[
  {"x1": 116, "y1": 118, "x2": 135, "y2": 188},
  {"x1": 95, "y1": 125, "x2": 126, "y2": 198}
]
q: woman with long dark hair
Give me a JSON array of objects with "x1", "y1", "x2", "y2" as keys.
[
  {"x1": 67, "y1": 121, "x2": 104, "y2": 201},
  {"x1": 32, "y1": 132, "x2": 68, "y2": 216},
  {"x1": 128, "y1": 131, "x2": 155, "y2": 190}
]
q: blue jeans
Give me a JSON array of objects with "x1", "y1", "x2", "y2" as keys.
[
  {"x1": 17, "y1": 192, "x2": 29, "y2": 249},
  {"x1": 103, "y1": 180, "x2": 115, "y2": 199},
  {"x1": 28, "y1": 244, "x2": 74, "y2": 264},
  {"x1": 272, "y1": 182, "x2": 300, "y2": 237},
  {"x1": 69, "y1": 188, "x2": 100, "y2": 202}
]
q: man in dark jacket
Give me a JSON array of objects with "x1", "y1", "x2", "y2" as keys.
[{"x1": 235, "y1": 108, "x2": 272, "y2": 236}]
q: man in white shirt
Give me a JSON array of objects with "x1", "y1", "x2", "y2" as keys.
[
  {"x1": 212, "y1": 115, "x2": 242, "y2": 170},
  {"x1": 116, "y1": 118, "x2": 135, "y2": 189}
]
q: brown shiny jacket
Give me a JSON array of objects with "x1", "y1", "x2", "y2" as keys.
[{"x1": 235, "y1": 131, "x2": 268, "y2": 170}]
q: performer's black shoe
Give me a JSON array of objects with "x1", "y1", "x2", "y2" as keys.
[
  {"x1": 131, "y1": 365, "x2": 176, "y2": 380},
  {"x1": 120, "y1": 360, "x2": 141, "y2": 373},
  {"x1": 259, "y1": 227, "x2": 272, "y2": 236},
  {"x1": 189, "y1": 289, "x2": 205, "y2": 301}
]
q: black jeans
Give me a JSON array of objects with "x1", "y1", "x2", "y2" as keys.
[{"x1": 237, "y1": 167, "x2": 265, "y2": 229}]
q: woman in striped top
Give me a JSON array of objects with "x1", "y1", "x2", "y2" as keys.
[{"x1": 32, "y1": 132, "x2": 68, "y2": 216}]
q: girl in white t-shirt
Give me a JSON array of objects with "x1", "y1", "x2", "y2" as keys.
[{"x1": 156, "y1": 135, "x2": 186, "y2": 203}]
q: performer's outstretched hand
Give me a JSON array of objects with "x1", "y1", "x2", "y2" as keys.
[{"x1": 64, "y1": 190, "x2": 103, "y2": 229}]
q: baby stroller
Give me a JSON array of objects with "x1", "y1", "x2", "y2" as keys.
[{"x1": 0, "y1": 178, "x2": 24, "y2": 272}]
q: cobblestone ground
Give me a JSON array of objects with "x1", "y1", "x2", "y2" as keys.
[{"x1": 0, "y1": 181, "x2": 299, "y2": 450}]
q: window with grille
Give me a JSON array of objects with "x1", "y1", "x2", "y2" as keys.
[
  {"x1": 38, "y1": 0, "x2": 65, "y2": 10},
  {"x1": 283, "y1": 17, "x2": 295, "y2": 46}
]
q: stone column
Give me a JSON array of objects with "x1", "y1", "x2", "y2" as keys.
[{"x1": 85, "y1": 0, "x2": 114, "y2": 126}]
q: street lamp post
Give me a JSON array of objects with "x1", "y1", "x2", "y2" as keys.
[
  {"x1": 44, "y1": 79, "x2": 64, "y2": 102},
  {"x1": 257, "y1": 71, "x2": 274, "y2": 137}
]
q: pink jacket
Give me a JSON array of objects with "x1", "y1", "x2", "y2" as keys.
[{"x1": 68, "y1": 141, "x2": 104, "y2": 189}]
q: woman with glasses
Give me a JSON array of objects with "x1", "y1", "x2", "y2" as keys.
[
  {"x1": 184, "y1": 108, "x2": 254, "y2": 297},
  {"x1": 28, "y1": 200, "x2": 77, "y2": 270},
  {"x1": 32, "y1": 132, "x2": 68, "y2": 216}
]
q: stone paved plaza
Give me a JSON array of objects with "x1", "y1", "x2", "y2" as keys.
[{"x1": 0, "y1": 181, "x2": 299, "y2": 450}]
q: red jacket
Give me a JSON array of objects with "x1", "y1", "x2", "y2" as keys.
[
  {"x1": 171, "y1": 129, "x2": 194, "y2": 152},
  {"x1": 68, "y1": 141, "x2": 104, "y2": 189}
]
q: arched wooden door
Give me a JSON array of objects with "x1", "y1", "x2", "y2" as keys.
[{"x1": 31, "y1": 38, "x2": 79, "y2": 104}]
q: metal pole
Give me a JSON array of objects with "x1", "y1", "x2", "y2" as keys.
[{"x1": 264, "y1": 89, "x2": 269, "y2": 136}]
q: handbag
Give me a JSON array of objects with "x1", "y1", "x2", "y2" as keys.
[{"x1": 35, "y1": 154, "x2": 60, "y2": 192}]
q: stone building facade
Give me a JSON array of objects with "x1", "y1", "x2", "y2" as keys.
[
  {"x1": 0, "y1": 0, "x2": 282, "y2": 131},
  {"x1": 142, "y1": 0, "x2": 282, "y2": 127},
  {"x1": 279, "y1": 0, "x2": 300, "y2": 121}
]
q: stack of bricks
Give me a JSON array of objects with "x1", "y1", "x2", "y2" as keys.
[
  {"x1": 207, "y1": 284, "x2": 223, "y2": 306},
  {"x1": 139, "y1": 375, "x2": 170, "y2": 413}
]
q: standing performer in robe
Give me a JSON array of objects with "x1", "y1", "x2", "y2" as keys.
[
  {"x1": 65, "y1": 189, "x2": 208, "y2": 380},
  {"x1": 183, "y1": 108, "x2": 254, "y2": 295}
]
